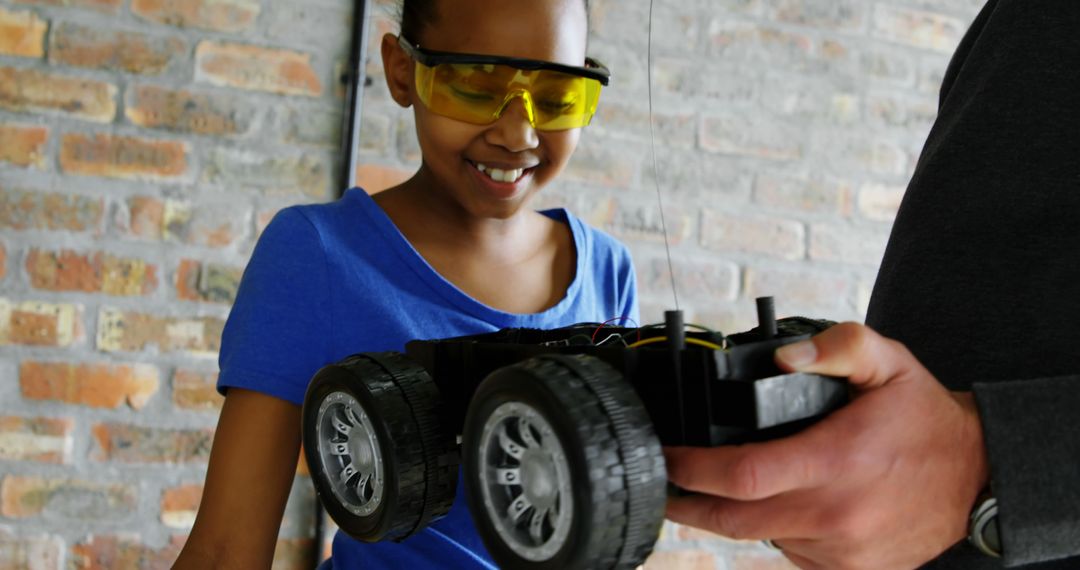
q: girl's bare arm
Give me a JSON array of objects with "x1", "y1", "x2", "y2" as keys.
[{"x1": 173, "y1": 388, "x2": 303, "y2": 569}]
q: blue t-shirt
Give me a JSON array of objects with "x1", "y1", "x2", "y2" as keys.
[{"x1": 217, "y1": 188, "x2": 639, "y2": 569}]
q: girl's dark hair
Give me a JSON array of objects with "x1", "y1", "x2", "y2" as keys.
[
  {"x1": 400, "y1": 0, "x2": 589, "y2": 41},
  {"x1": 400, "y1": 0, "x2": 438, "y2": 41}
]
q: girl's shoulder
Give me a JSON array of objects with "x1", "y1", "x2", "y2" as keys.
[
  {"x1": 541, "y1": 206, "x2": 633, "y2": 266},
  {"x1": 260, "y1": 189, "x2": 383, "y2": 250}
]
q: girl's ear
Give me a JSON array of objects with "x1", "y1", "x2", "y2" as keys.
[{"x1": 381, "y1": 33, "x2": 413, "y2": 108}]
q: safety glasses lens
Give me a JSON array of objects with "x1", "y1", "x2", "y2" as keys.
[{"x1": 414, "y1": 62, "x2": 602, "y2": 130}]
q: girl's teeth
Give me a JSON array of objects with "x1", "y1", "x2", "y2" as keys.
[{"x1": 475, "y1": 163, "x2": 524, "y2": 183}]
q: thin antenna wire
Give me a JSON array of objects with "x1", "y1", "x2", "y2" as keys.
[{"x1": 647, "y1": 0, "x2": 680, "y2": 310}]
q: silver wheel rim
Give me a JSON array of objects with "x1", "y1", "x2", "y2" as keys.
[
  {"x1": 316, "y1": 391, "x2": 384, "y2": 516},
  {"x1": 478, "y1": 401, "x2": 573, "y2": 562}
]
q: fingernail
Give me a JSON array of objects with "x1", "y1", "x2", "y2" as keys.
[{"x1": 776, "y1": 340, "x2": 817, "y2": 368}]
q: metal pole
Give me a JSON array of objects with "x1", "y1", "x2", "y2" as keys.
[{"x1": 337, "y1": 0, "x2": 373, "y2": 198}]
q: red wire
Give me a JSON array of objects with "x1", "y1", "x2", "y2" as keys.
[{"x1": 591, "y1": 316, "x2": 641, "y2": 344}]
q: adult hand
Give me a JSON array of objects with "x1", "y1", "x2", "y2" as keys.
[{"x1": 664, "y1": 322, "x2": 990, "y2": 570}]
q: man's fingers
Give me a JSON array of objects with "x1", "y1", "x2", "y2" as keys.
[
  {"x1": 774, "y1": 322, "x2": 921, "y2": 392},
  {"x1": 664, "y1": 431, "x2": 835, "y2": 500}
]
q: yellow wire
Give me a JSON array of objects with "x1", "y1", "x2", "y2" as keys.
[{"x1": 625, "y1": 336, "x2": 724, "y2": 351}]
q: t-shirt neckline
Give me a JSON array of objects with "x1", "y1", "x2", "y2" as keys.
[{"x1": 349, "y1": 188, "x2": 586, "y2": 326}]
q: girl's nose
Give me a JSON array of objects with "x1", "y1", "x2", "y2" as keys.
[{"x1": 486, "y1": 96, "x2": 540, "y2": 152}]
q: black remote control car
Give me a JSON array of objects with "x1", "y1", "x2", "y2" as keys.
[{"x1": 302, "y1": 297, "x2": 846, "y2": 569}]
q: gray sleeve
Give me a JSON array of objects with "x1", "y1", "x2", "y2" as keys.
[{"x1": 973, "y1": 376, "x2": 1080, "y2": 566}]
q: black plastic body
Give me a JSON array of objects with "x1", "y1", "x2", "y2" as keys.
[{"x1": 404, "y1": 319, "x2": 847, "y2": 447}]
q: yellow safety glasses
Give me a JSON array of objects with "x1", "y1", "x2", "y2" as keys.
[{"x1": 398, "y1": 35, "x2": 610, "y2": 131}]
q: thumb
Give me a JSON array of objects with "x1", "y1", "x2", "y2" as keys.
[{"x1": 774, "y1": 322, "x2": 921, "y2": 392}]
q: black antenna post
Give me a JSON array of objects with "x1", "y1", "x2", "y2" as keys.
[{"x1": 755, "y1": 296, "x2": 778, "y2": 339}]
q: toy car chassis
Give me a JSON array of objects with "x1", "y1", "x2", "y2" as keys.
[{"x1": 302, "y1": 297, "x2": 847, "y2": 569}]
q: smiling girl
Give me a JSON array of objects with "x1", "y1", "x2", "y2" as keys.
[{"x1": 172, "y1": 0, "x2": 638, "y2": 568}]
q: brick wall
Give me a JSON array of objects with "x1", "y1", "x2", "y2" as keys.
[
  {"x1": 0, "y1": 0, "x2": 349, "y2": 567},
  {"x1": 0, "y1": 0, "x2": 986, "y2": 569}
]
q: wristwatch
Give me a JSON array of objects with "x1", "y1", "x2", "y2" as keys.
[{"x1": 968, "y1": 492, "x2": 1002, "y2": 558}]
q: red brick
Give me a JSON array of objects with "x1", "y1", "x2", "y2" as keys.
[
  {"x1": 639, "y1": 256, "x2": 739, "y2": 303},
  {"x1": 163, "y1": 200, "x2": 249, "y2": 248},
  {"x1": 603, "y1": 199, "x2": 693, "y2": 246},
  {"x1": 355, "y1": 164, "x2": 410, "y2": 194},
  {"x1": 0, "y1": 66, "x2": 116, "y2": 122},
  {"x1": 1, "y1": 475, "x2": 137, "y2": 519},
  {"x1": 861, "y1": 47, "x2": 917, "y2": 87},
  {"x1": 70, "y1": 535, "x2": 185, "y2": 570},
  {"x1": 203, "y1": 148, "x2": 330, "y2": 198},
  {"x1": 96, "y1": 308, "x2": 223, "y2": 356},
  {"x1": 651, "y1": 57, "x2": 755, "y2": 102},
  {"x1": 175, "y1": 259, "x2": 242, "y2": 304},
  {"x1": 26, "y1": 249, "x2": 159, "y2": 296},
  {"x1": 643, "y1": 550, "x2": 717, "y2": 570},
  {"x1": 561, "y1": 143, "x2": 640, "y2": 189},
  {"x1": 1, "y1": 299, "x2": 82, "y2": 347},
  {"x1": 0, "y1": 123, "x2": 48, "y2": 167},
  {"x1": 858, "y1": 183, "x2": 906, "y2": 222},
  {"x1": 701, "y1": 210, "x2": 805, "y2": 260},
  {"x1": 286, "y1": 107, "x2": 345, "y2": 149},
  {"x1": 770, "y1": 0, "x2": 866, "y2": 32},
  {"x1": 708, "y1": 23, "x2": 819, "y2": 71},
  {"x1": 744, "y1": 267, "x2": 852, "y2": 316},
  {"x1": 161, "y1": 483, "x2": 201, "y2": 528},
  {"x1": 808, "y1": 223, "x2": 890, "y2": 266},
  {"x1": 0, "y1": 187, "x2": 105, "y2": 233},
  {"x1": 0, "y1": 416, "x2": 73, "y2": 463},
  {"x1": 60, "y1": 133, "x2": 187, "y2": 180},
  {"x1": 755, "y1": 76, "x2": 858, "y2": 127},
  {"x1": 125, "y1": 196, "x2": 164, "y2": 239},
  {"x1": 20, "y1": 361, "x2": 159, "y2": 409},
  {"x1": 639, "y1": 149, "x2": 752, "y2": 201},
  {"x1": 92, "y1": 423, "x2": 213, "y2": 464},
  {"x1": 871, "y1": 4, "x2": 966, "y2": 53},
  {"x1": 592, "y1": 101, "x2": 698, "y2": 148},
  {"x1": 701, "y1": 115, "x2": 802, "y2": 161},
  {"x1": 49, "y1": 22, "x2": 185, "y2": 75},
  {"x1": 122, "y1": 197, "x2": 248, "y2": 247},
  {"x1": 0, "y1": 7, "x2": 46, "y2": 58},
  {"x1": 13, "y1": 0, "x2": 121, "y2": 12},
  {"x1": 753, "y1": 174, "x2": 854, "y2": 216},
  {"x1": 866, "y1": 93, "x2": 938, "y2": 130},
  {"x1": 172, "y1": 369, "x2": 222, "y2": 411},
  {"x1": 195, "y1": 41, "x2": 322, "y2": 97},
  {"x1": 126, "y1": 84, "x2": 254, "y2": 135},
  {"x1": 842, "y1": 138, "x2": 908, "y2": 176},
  {"x1": 0, "y1": 530, "x2": 62, "y2": 570},
  {"x1": 132, "y1": 0, "x2": 260, "y2": 33}
]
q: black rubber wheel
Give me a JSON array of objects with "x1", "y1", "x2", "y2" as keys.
[
  {"x1": 302, "y1": 352, "x2": 458, "y2": 542},
  {"x1": 462, "y1": 354, "x2": 666, "y2": 570}
]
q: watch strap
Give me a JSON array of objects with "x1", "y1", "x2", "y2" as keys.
[{"x1": 969, "y1": 493, "x2": 1002, "y2": 558}]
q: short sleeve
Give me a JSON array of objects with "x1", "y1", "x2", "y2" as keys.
[
  {"x1": 217, "y1": 208, "x2": 333, "y2": 405},
  {"x1": 616, "y1": 246, "x2": 640, "y2": 325}
]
